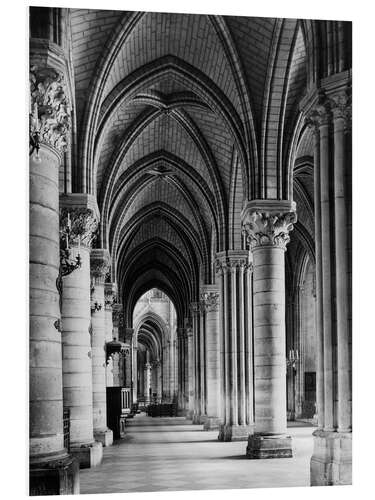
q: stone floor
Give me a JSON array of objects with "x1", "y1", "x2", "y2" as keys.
[{"x1": 80, "y1": 415, "x2": 315, "y2": 495}]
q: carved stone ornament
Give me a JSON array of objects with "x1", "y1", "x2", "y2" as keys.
[
  {"x1": 329, "y1": 89, "x2": 352, "y2": 130},
  {"x1": 305, "y1": 91, "x2": 331, "y2": 131},
  {"x1": 201, "y1": 292, "x2": 219, "y2": 312},
  {"x1": 30, "y1": 66, "x2": 71, "y2": 153},
  {"x1": 60, "y1": 207, "x2": 99, "y2": 248},
  {"x1": 242, "y1": 211, "x2": 297, "y2": 251},
  {"x1": 105, "y1": 290, "x2": 117, "y2": 310},
  {"x1": 90, "y1": 250, "x2": 111, "y2": 281},
  {"x1": 190, "y1": 302, "x2": 201, "y2": 316}
]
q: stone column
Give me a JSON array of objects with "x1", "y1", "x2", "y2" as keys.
[
  {"x1": 216, "y1": 252, "x2": 253, "y2": 441},
  {"x1": 29, "y1": 66, "x2": 79, "y2": 495},
  {"x1": 186, "y1": 326, "x2": 195, "y2": 419},
  {"x1": 331, "y1": 93, "x2": 351, "y2": 433},
  {"x1": 60, "y1": 194, "x2": 103, "y2": 468},
  {"x1": 177, "y1": 328, "x2": 185, "y2": 411},
  {"x1": 124, "y1": 328, "x2": 134, "y2": 392},
  {"x1": 201, "y1": 291, "x2": 221, "y2": 430},
  {"x1": 132, "y1": 345, "x2": 138, "y2": 403},
  {"x1": 242, "y1": 200, "x2": 296, "y2": 458},
  {"x1": 90, "y1": 249, "x2": 113, "y2": 447},
  {"x1": 145, "y1": 351, "x2": 151, "y2": 404},
  {"x1": 306, "y1": 86, "x2": 352, "y2": 486},
  {"x1": 190, "y1": 302, "x2": 201, "y2": 423}
]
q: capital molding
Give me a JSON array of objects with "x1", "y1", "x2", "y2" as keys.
[
  {"x1": 124, "y1": 328, "x2": 134, "y2": 344},
  {"x1": 90, "y1": 249, "x2": 110, "y2": 282},
  {"x1": 30, "y1": 65, "x2": 71, "y2": 154},
  {"x1": 201, "y1": 292, "x2": 220, "y2": 312},
  {"x1": 215, "y1": 250, "x2": 251, "y2": 274},
  {"x1": 241, "y1": 200, "x2": 297, "y2": 251},
  {"x1": 60, "y1": 194, "x2": 100, "y2": 248},
  {"x1": 104, "y1": 282, "x2": 117, "y2": 310},
  {"x1": 189, "y1": 302, "x2": 201, "y2": 317}
]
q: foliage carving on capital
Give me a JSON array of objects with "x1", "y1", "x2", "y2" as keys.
[
  {"x1": 242, "y1": 211, "x2": 297, "y2": 251},
  {"x1": 60, "y1": 207, "x2": 99, "y2": 248},
  {"x1": 104, "y1": 286, "x2": 117, "y2": 310},
  {"x1": 90, "y1": 251, "x2": 110, "y2": 281},
  {"x1": 201, "y1": 292, "x2": 219, "y2": 312},
  {"x1": 329, "y1": 90, "x2": 352, "y2": 129},
  {"x1": 30, "y1": 66, "x2": 71, "y2": 153},
  {"x1": 190, "y1": 302, "x2": 201, "y2": 316},
  {"x1": 305, "y1": 91, "x2": 331, "y2": 130}
]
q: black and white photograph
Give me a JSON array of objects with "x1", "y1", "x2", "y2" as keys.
[
  {"x1": 5, "y1": 0, "x2": 373, "y2": 498},
  {"x1": 26, "y1": 3, "x2": 353, "y2": 496}
]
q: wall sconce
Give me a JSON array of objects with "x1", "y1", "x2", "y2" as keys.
[
  {"x1": 60, "y1": 212, "x2": 81, "y2": 277},
  {"x1": 29, "y1": 102, "x2": 41, "y2": 163},
  {"x1": 91, "y1": 302, "x2": 102, "y2": 313},
  {"x1": 286, "y1": 349, "x2": 299, "y2": 370}
]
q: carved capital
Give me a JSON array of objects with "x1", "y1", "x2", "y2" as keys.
[
  {"x1": 112, "y1": 304, "x2": 123, "y2": 329},
  {"x1": 329, "y1": 90, "x2": 352, "y2": 131},
  {"x1": 90, "y1": 249, "x2": 110, "y2": 283},
  {"x1": 124, "y1": 328, "x2": 134, "y2": 344},
  {"x1": 30, "y1": 66, "x2": 71, "y2": 153},
  {"x1": 201, "y1": 292, "x2": 219, "y2": 312},
  {"x1": 104, "y1": 283, "x2": 117, "y2": 310},
  {"x1": 242, "y1": 201, "x2": 297, "y2": 251},
  {"x1": 60, "y1": 207, "x2": 98, "y2": 248},
  {"x1": 305, "y1": 91, "x2": 331, "y2": 130},
  {"x1": 190, "y1": 302, "x2": 201, "y2": 317}
]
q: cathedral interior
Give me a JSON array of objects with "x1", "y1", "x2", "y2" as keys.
[{"x1": 29, "y1": 6, "x2": 352, "y2": 496}]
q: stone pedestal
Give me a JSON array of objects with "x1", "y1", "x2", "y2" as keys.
[
  {"x1": 246, "y1": 434, "x2": 292, "y2": 459},
  {"x1": 30, "y1": 455, "x2": 80, "y2": 496},
  {"x1": 310, "y1": 430, "x2": 352, "y2": 485},
  {"x1": 242, "y1": 200, "x2": 296, "y2": 458},
  {"x1": 91, "y1": 249, "x2": 113, "y2": 447},
  {"x1": 218, "y1": 424, "x2": 254, "y2": 442},
  {"x1": 29, "y1": 65, "x2": 79, "y2": 494}
]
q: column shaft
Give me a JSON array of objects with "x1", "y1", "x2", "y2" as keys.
[
  {"x1": 30, "y1": 146, "x2": 65, "y2": 460},
  {"x1": 320, "y1": 121, "x2": 334, "y2": 430},
  {"x1": 333, "y1": 113, "x2": 351, "y2": 432}
]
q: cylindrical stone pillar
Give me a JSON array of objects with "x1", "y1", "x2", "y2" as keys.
[
  {"x1": 332, "y1": 97, "x2": 351, "y2": 432},
  {"x1": 60, "y1": 196, "x2": 103, "y2": 468},
  {"x1": 29, "y1": 64, "x2": 79, "y2": 496},
  {"x1": 90, "y1": 249, "x2": 113, "y2": 447},
  {"x1": 187, "y1": 327, "x2": 195, "y2": 418},
  {"x1": 243, "y1": 200, "x2": 296, "y2": 458},
  {"x1": 201, "y1": 292, "x2": 221, "y2": 430},
  {"x1": 319, "y1": 113, "x2": 334, "y2": 431}
]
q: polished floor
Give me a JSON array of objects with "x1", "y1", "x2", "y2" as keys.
[{"x1": 80, "y1": 415, "x2": 315, "y2": 494}]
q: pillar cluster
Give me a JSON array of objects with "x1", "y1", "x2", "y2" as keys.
[{"x1": 305, "y1": 83, "x2": 352, "y2": 485}]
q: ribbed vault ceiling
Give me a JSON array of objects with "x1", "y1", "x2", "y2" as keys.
[{"x1": 68, "y1": 10, "x2": 318, "y2": 326}]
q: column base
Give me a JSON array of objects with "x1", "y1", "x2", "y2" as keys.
[
  {"x1": 29, "y1": 453, "x2": 79, "y2": 496},
  {"x1": 203, "y1": 417, "x2": 221, "y2": 431},
  {"x1": 177, "y1": 409, "x2": 188, "y2": 417},
  {"x1": 94, "y1": 428, "x2": 113, "y2": 447},
  {"x1": 310, "y1": 429, "x2": 352, "y2": 486},
  {"x1": 218, "y1": 424, "x2": 254, "y2": 441},
  {"x1": 70, "y1": 441, "x2": 103, "y2": 469},
  {"x1": 186, "y1": 409, "x2": 194, "y2": 420},
  {"x1": 192, "y1": 413, "x2": 206, "y2": 424},
  {"x1": 246, "y1": 433, "x2": 293, "y2": 458}
]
